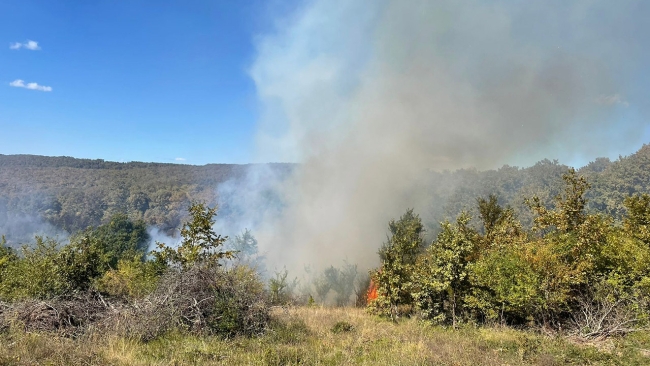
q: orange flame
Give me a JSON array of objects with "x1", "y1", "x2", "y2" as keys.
[{"x1": 367, "y1": 278, "x2": 378, "y2": 303}]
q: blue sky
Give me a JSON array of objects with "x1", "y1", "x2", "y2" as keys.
[{"x1": 0, "y1": 0, "x2": 284, "y2": 164}]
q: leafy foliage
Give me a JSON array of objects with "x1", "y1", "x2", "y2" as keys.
[
  {"x1": 370, "y1": 209, "x2": 424, "y2": 319},
  {"x1": 623, "y1": 193, "x2": 650, "y2": 245},
  {"x1": 79, "y1": 213, "x2": 149, "y2": 269},
  {"x1": 0, "y1": 213, "x2": 152, "y2": 301},
  {"x1": 152, "y1": 202, "x2": 234, "y2": 270},
  {"x1": 372, "y1": 169, "x2": 650, "y2": 338},
  {"x1": 410, "y1": 212, "x2": 477, "y2": 326},
  {"x1": 94, "y1": 257, "x2": 161, "y2": 299}
]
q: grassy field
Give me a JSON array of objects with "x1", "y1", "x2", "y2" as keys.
[{"x1": 1, "y1": 306, "x2": 649, "y2": 365}]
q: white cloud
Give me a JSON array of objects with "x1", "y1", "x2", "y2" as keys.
[
  {"x1": 9, "y1": 40, "x2": 41, "y2": 50},
  {"x1": 596, "y1": 94, "x2": 629, "y2": 107},
  {"x1": 24, "y1": 40, "x2": 40, "y2": 50},
  {"x1": 9, "y1": 79, "x2": 25, "y2": 87},
  {"x1": 175, "y1": 157, "x2": 186, "y2": 161},
  {"x1": 9, "y1": 79, "x2": 52, "y2": 92}
]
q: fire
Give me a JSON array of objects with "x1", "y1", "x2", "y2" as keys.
[{"x1": 367, "y1": 278, "x2": 378, "y2": 303}]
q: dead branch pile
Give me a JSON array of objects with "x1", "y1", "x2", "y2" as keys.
[
  {"x1": 569, "y1": 288, "x2": 648, "y2": 339},
  {"x1": 118, "y1": 265, "x2": 270, "y2": 341},
  {"x1": 0, "y1": 292, "x2": 125, "y2": 337},
  {"x1": 0, "y1": 266, "x2": 270, "y2": 340}
]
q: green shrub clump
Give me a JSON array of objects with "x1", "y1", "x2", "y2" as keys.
[
  {"x1": 370, "y1": 169, "x2": 650, "y2": 338},
  {"x1": 0, "y1": 202, "x2": 272, "y2": 340}
]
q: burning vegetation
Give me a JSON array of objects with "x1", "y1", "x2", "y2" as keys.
[{"x1": 366, "y1": 278, "x2": 378, "y2": 303}]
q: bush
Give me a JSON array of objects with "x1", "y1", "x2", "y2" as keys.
[
  {"x1": 370, "y1": 209, "x2": 425, "y2": 319},
  {"x1": 1, "y1": 238, "x2": 72, "y2": 301},
  {"x1": 330, "y1": 321, "x2": 354, "y2": 333},
  {"x1": 371, "y1": 169, "x2": 650, "y2": 337},
  {"x1": 410, "y1": 212, "x2": 477, "y2": 326},
  {"x1": 268, "y1": 268, "x2": 298, "y2": 305},
  {"x1": 0, "y1": 235, "x2": 109, "y2": 301},
  {"x1": 94, "y1": 257, "x2": 161, "y2": 299}
]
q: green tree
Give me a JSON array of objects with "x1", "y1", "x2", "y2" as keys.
[
  {"x1": 477, "y1": 194, "x2": 504, "y2": 238},
  {"x1": 526, "y1": 168, "x2": 590, "y2": 234},
  {"x1": 152, "y1": 202, "x2": 233, "y2": 270},
  {"x1": 466, "y1": 209, "x2": 538, "y2": 324},
  {"x1": 229, "y1": 229, "x2": 265, "y2": 271},
  {"x1": 623, "y1": 193, "x2": 650, "y2": 245},
  {"x1": 79, "y1": 213, "x2": 149, "y2": 270},
  {"x1": 372, "y1": 209, "x2": 424, "y2": 319},
  {"x1": 411, "y1": 212, "x2": 477, "y2": 326}
]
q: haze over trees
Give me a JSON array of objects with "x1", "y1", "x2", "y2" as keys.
[
  {"x1": 0, "y1": 155, "x2": 293, "y2": 244},
  {"x1": 3, "y1": 145, "x2": 650, "y2": 248}
]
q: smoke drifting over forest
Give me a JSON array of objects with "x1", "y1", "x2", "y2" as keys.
[
  {"x1": 0, "y1": 209, "x2": 68, "y2": 248},
  {"x1": 237, "y1": 0, "x2": 650, "y2": 271}
]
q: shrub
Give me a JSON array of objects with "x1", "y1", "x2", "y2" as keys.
[
  {"x1": 466, "y1": 208, "x2": 539, "y2": 324},
  {"x1": 370, "y1": 209, "x2": 425, "y2": 319},
  {"x1": 269, "y1": 268, "x2": 298, "y2": 305},
  {"x1": 0, "y1": 237, "x2": 72, "y2": 301},
  {"x1": 410, "y1": 212, "x2": 477, "y2": 326},
  {"x1": 94, "y1": 257, "x2": 161, "y2": 299},
  {"x1": 0, "y1": 236, "x2": 107, "y2": 301},
  {"x1": 330, "y1": 321, "x2": 354, "y2": 333},
  {"x1": 151, "y1": 202, "x2": 234, "y2": 270}
]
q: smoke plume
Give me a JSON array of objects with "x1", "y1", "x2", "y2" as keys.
[
  {"x1": 242, "y1": 0, "x2": 650, "y2": 271},
  {"x1": 0, "y1": 209, "x2": 68, "y2": 248}
]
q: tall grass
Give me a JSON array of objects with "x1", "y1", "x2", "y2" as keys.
[{"x1": 1, "y1": 307, "x2": 649, "y2": 365}]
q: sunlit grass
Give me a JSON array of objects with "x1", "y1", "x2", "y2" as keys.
[{"x1": 1, "y1": 306, "x2": 649, "y2": 365}]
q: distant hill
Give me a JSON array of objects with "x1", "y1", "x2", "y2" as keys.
[
  {"x1": 421, "y1": 144, "x2": 650, "y2": 232},
  {"x1": 1, "y1": 145, "x2": 650, "y2": 245},
  {"x1": 0, "y1": 154, "x2": 293, "y2": 244}
]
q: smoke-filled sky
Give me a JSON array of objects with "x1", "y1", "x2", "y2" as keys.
[
  {"x1": 3, "y1": 0, "x2": 650, "y2": 269},
  {"x1": 252, "y1": 0, "x2": 650, "y2": 168},
  {"x1": 247, "y1": 0, "x2": 650, "y2": 270},
  {"x1": 1, "y1": 0, "x2": 648, "y2": 167}
]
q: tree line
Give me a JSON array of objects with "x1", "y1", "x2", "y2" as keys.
[{"x1": 4, "y1": 145, "x2": 650, "y2": 247}]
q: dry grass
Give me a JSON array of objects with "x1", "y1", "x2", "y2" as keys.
[{"x1": 1, "y1": 306, "x2": 649, "y2": 365}]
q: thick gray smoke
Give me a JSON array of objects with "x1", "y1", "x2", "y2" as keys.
[
  {"x1": 215, "y1": 164, "x2": 288, "y2": 238},
  {"x1": 238, "y1": 0, "x2": 650, "y2": 272}
]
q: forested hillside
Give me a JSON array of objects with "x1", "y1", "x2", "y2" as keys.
[
  {"x1": 423, "y1": 144, "x2": 650, "y2": 233},
  {"x1": 0, "y1": 155, "x2": 293, "y2": 244},
  {"x1": 2, "y1": 144, "x2": 650, "y2": 245}
]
